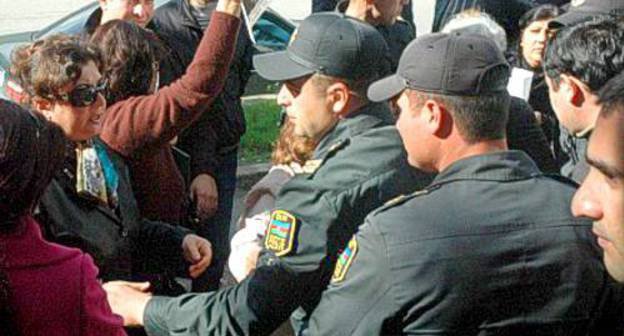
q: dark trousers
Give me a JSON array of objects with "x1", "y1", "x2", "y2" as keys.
[{"x1": 192, "y1": 147, "x2": 238, "y2": 292}]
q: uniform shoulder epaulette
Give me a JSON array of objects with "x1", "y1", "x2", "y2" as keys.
[
  {"x1": 371, "y1": 188, "x2": 430, "y2": 216},
  {"x1": 301, "y1": 139, "x2": 351, "y2": 178}
]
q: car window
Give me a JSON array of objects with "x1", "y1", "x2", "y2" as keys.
[{"x1": 253, "y1": 10, "x2": 294, "y2": 53}]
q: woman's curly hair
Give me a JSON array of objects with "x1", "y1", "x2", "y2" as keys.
[{"x1": 10, "y1": 34, "x2": 102, "y2": 106}]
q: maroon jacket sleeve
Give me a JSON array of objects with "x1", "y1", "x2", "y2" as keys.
[
  {"x1": 100, "y1": 12, "x2": 241, "y2": 156},
  {"x1": 79, "y1": 254, "x2": 127, "y2": 336}
]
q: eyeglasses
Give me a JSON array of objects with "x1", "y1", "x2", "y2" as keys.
[{"x1": 59, "y1": 80, "x2": 108, "y2": 108}]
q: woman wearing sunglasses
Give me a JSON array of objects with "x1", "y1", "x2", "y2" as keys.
[
  {"x1": 0, "y1": 99, "x2": 126, "y2": 336},
  {"x1": 9, "y1": 32, "x2": 223, "y2": 291}
]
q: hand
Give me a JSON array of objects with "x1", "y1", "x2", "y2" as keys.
[
  {"x1": 103, "y1": 281, "x2": 152, "y2": 326},
  {"x1": 217, "y1": 0, "x2": 241, "y2": 17},
  {"x1": 182, "y1": 234, "x2": 213, "y2": 278},
  {"x1": 190, "y1": 174, "x2": 219, "y2": 220}
]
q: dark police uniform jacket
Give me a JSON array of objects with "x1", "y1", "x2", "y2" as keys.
[
  {"x1": 143, "y1": 103, "x2": 434, "y2": 336},
  {"x1": 308, "y1": 151, "x2": 624, "y2": 335},
  {"x1": 37, "y1": 138, "x2": 189, "y2": 282}
]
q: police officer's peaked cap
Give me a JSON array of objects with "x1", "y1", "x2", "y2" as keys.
[
  {"x1": 549, "y1": 0, "x2": 624, "y2": 28},
  {"x1": 253, "y1": 12, "x2": 390, "y2": 82},
  {"x1": 367, "y1": 32, "x2": 510, "y2": 102}
]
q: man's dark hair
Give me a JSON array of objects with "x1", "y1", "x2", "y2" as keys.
[
  {"x1": 410, "y1": 64, "x2": 510, "y2": 143},
  {"x1": 544, "y1": 16, "x2": 624, "y2": 92},
  {"x1": 598, "y1": 70, "x2": 624, "y2": 119}
]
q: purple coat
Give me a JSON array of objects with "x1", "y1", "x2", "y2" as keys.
[{"x1": 2, "y1": 216, "x2": 126, "y2": 336}]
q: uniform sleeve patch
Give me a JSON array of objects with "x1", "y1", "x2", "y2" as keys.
[
  {"x1": 264, "y1": 210, "x2": 297, "y2": 257},
  {"x1": 332, "y1": 237, "x2": 358, "y2": 283}
]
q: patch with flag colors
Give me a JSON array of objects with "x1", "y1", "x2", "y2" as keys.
[
  {"x1": 332, "y1": 236, "x2": 358, "y2": 283},
  {"x1": 264, "y1": 210, "x2": 297, "y2": 256}
]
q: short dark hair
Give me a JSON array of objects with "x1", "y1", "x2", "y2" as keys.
[
  {"x1": 409, "y1": 89, "x2": 510, "y2": 143},
  {"x1": 90, "y1": 20, "x2": 165, "y2": 105},
  {"x1": 544, "y1": 16, "x2": 624, "y2": 92},
  {"x1": 598, "y1": 70, "x2": 624, "y2": 119}
]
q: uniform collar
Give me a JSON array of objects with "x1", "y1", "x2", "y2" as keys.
[
  {"x1": 313, "y1": 102, "x2": 393, "y2": 158},
  {"x1": 431, "y1": 150, "x2": 541, "y2": 186}
]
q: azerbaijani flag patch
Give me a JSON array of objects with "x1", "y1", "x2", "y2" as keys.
[
  {"x1": 264, "y1": 210, "x2": 297, "y2": 257},
  {"x1": 332, "y1": 237, "x2": 358, "y2": 283}
]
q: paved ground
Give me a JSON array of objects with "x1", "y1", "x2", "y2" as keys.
[{"x1": 0, "y1": 0, "x2": 92, "y2": 35}]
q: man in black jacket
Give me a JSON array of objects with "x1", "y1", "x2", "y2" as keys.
[{"x1": 152, "y1": 0, "x2": 254, "y2": 292}]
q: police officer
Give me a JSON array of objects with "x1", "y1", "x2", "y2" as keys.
[
  {"x1": 103, "y1": 13, "x2": 432, "y2": 336},
  {"x1": 337, "y1": 0, "x2": 415, "y2": 71},
  {"x1": 306, "y1": 32, "x2": 624, "y2": 335},
  {"x1": 572, "y1": 71, "x2": 624, "y2": 284}
]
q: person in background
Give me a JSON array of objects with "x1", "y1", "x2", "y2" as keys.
[
  {"x1": 337, "y1": 0, "x2": 415, "y2": 71},
  {"x1": 0, "y1": 99, "x2": 126, "y2": 336},
  {"x1": 10, "y1": 33, "x2": 212, "y2": 290},
  {"x1": 441, "y1": 10, "x2": 557, "y2": 173},
  {"x1": 315, "y1": 0, "x2": 414, "y2": 28},
  {"x1": 572, "y1": 71, "x2": 624, "y2": 283},
  {"x1": 511, "y1": 5, "x2": 563, "y2": 165},
  {"x1": 543, "y1": 16, "x2": 624, "y2": 183},
  {"x1": 430, "y1": 0, "x2": 533, "y2": 47},
  {"x1": 152, "y1": 0, "x2": 254, "y2": 292},
  {"x1": 307, "y1": 32, "x2": 624, "y2": 335},
  {"x1": 228, "y1": 119, "x2": 317, "y2": 283},
  {"x1": 102, "y1": 13, "x2": 432, "y2": 336},
  {"x1": 84, "y1": 0, "x2": 156, "y2": 37}
]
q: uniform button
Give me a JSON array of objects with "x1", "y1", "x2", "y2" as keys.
[{"x1": 121, "y1": 229, "x2": 129, "y2": 237}]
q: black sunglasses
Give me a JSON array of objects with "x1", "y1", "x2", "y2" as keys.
[{"x1": 59, "y1": 80, "x2": 108, "y2": 107}]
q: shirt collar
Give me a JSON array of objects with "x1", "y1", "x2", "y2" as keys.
[{"x1": 314, "y1": 102, "x2": 394, "y2": 158}]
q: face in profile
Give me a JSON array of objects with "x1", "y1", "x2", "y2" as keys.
[
  {"x1": 277, "y1": 76, "x2": 338, "y2": 142},
  {"x1": 41, "y1": 61, "x2": 107, "y2": 142},
  {"x1": 99, "y1": 0, "x2": 155, "y2": 27},
  {"x1": 572, "y1": 111, "x2": 624, "y2": 282},
  {"x1": 395, "y1": 90, "x2": 438, "y2": 172}
]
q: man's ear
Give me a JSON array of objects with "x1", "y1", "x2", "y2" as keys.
[
  {"x1": 424, "y1": 99, "x2": 451, "y2": 138},
  {"x1": 326, "y1": 81, "x2": 351, "y2": 118},
  {"x1": 561, "y1": 74, "x2": 586, "y2": 107}
]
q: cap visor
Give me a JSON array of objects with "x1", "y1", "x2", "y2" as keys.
[
  {"x1": 549, "y1": 10, "x2": 593, "y2": 28},
  {"x1": 253, "y1": 51, "x2": 315, "y2": 82},
  {"x1": 367, "y1": 74, "x2": 406, "y2": 102}
]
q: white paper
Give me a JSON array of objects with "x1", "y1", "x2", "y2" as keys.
[{"x1": 507, "y1": 67, "x2": 535, "y2": 101}]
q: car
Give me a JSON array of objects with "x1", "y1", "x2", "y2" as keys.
[{"x1": 0, "y1": 0, "x2": 295, "y2": 101}]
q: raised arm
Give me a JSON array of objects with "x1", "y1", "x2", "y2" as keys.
[{"x1": 101, "y1": 0, "x2": 242, "y2": 156}]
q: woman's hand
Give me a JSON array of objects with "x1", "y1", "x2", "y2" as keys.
[{"x1": 217, "y1": 0, "x2": 242, "y2": 17}]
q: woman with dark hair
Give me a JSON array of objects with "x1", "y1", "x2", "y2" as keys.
[
  {"x1": 512, "y1": 4, "x2": 564, "y2": 165},
  {"x1": 11, "y1": 33, "x2": 211, "y2": 290},
  {"x1": 0, "y1": 99, "x2": 125, "y2": 335},
  {"x1": 90, "y1": 0, "x2": 241, "y2": 227}
]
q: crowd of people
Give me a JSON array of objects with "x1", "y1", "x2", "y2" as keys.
[{"x1": 1, "y1": 0, "x2": 624, "y2": 335}]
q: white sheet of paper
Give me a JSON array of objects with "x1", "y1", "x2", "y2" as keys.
[{"x1": 507, "y1": 67, "x2": 535, "y2": 101}]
